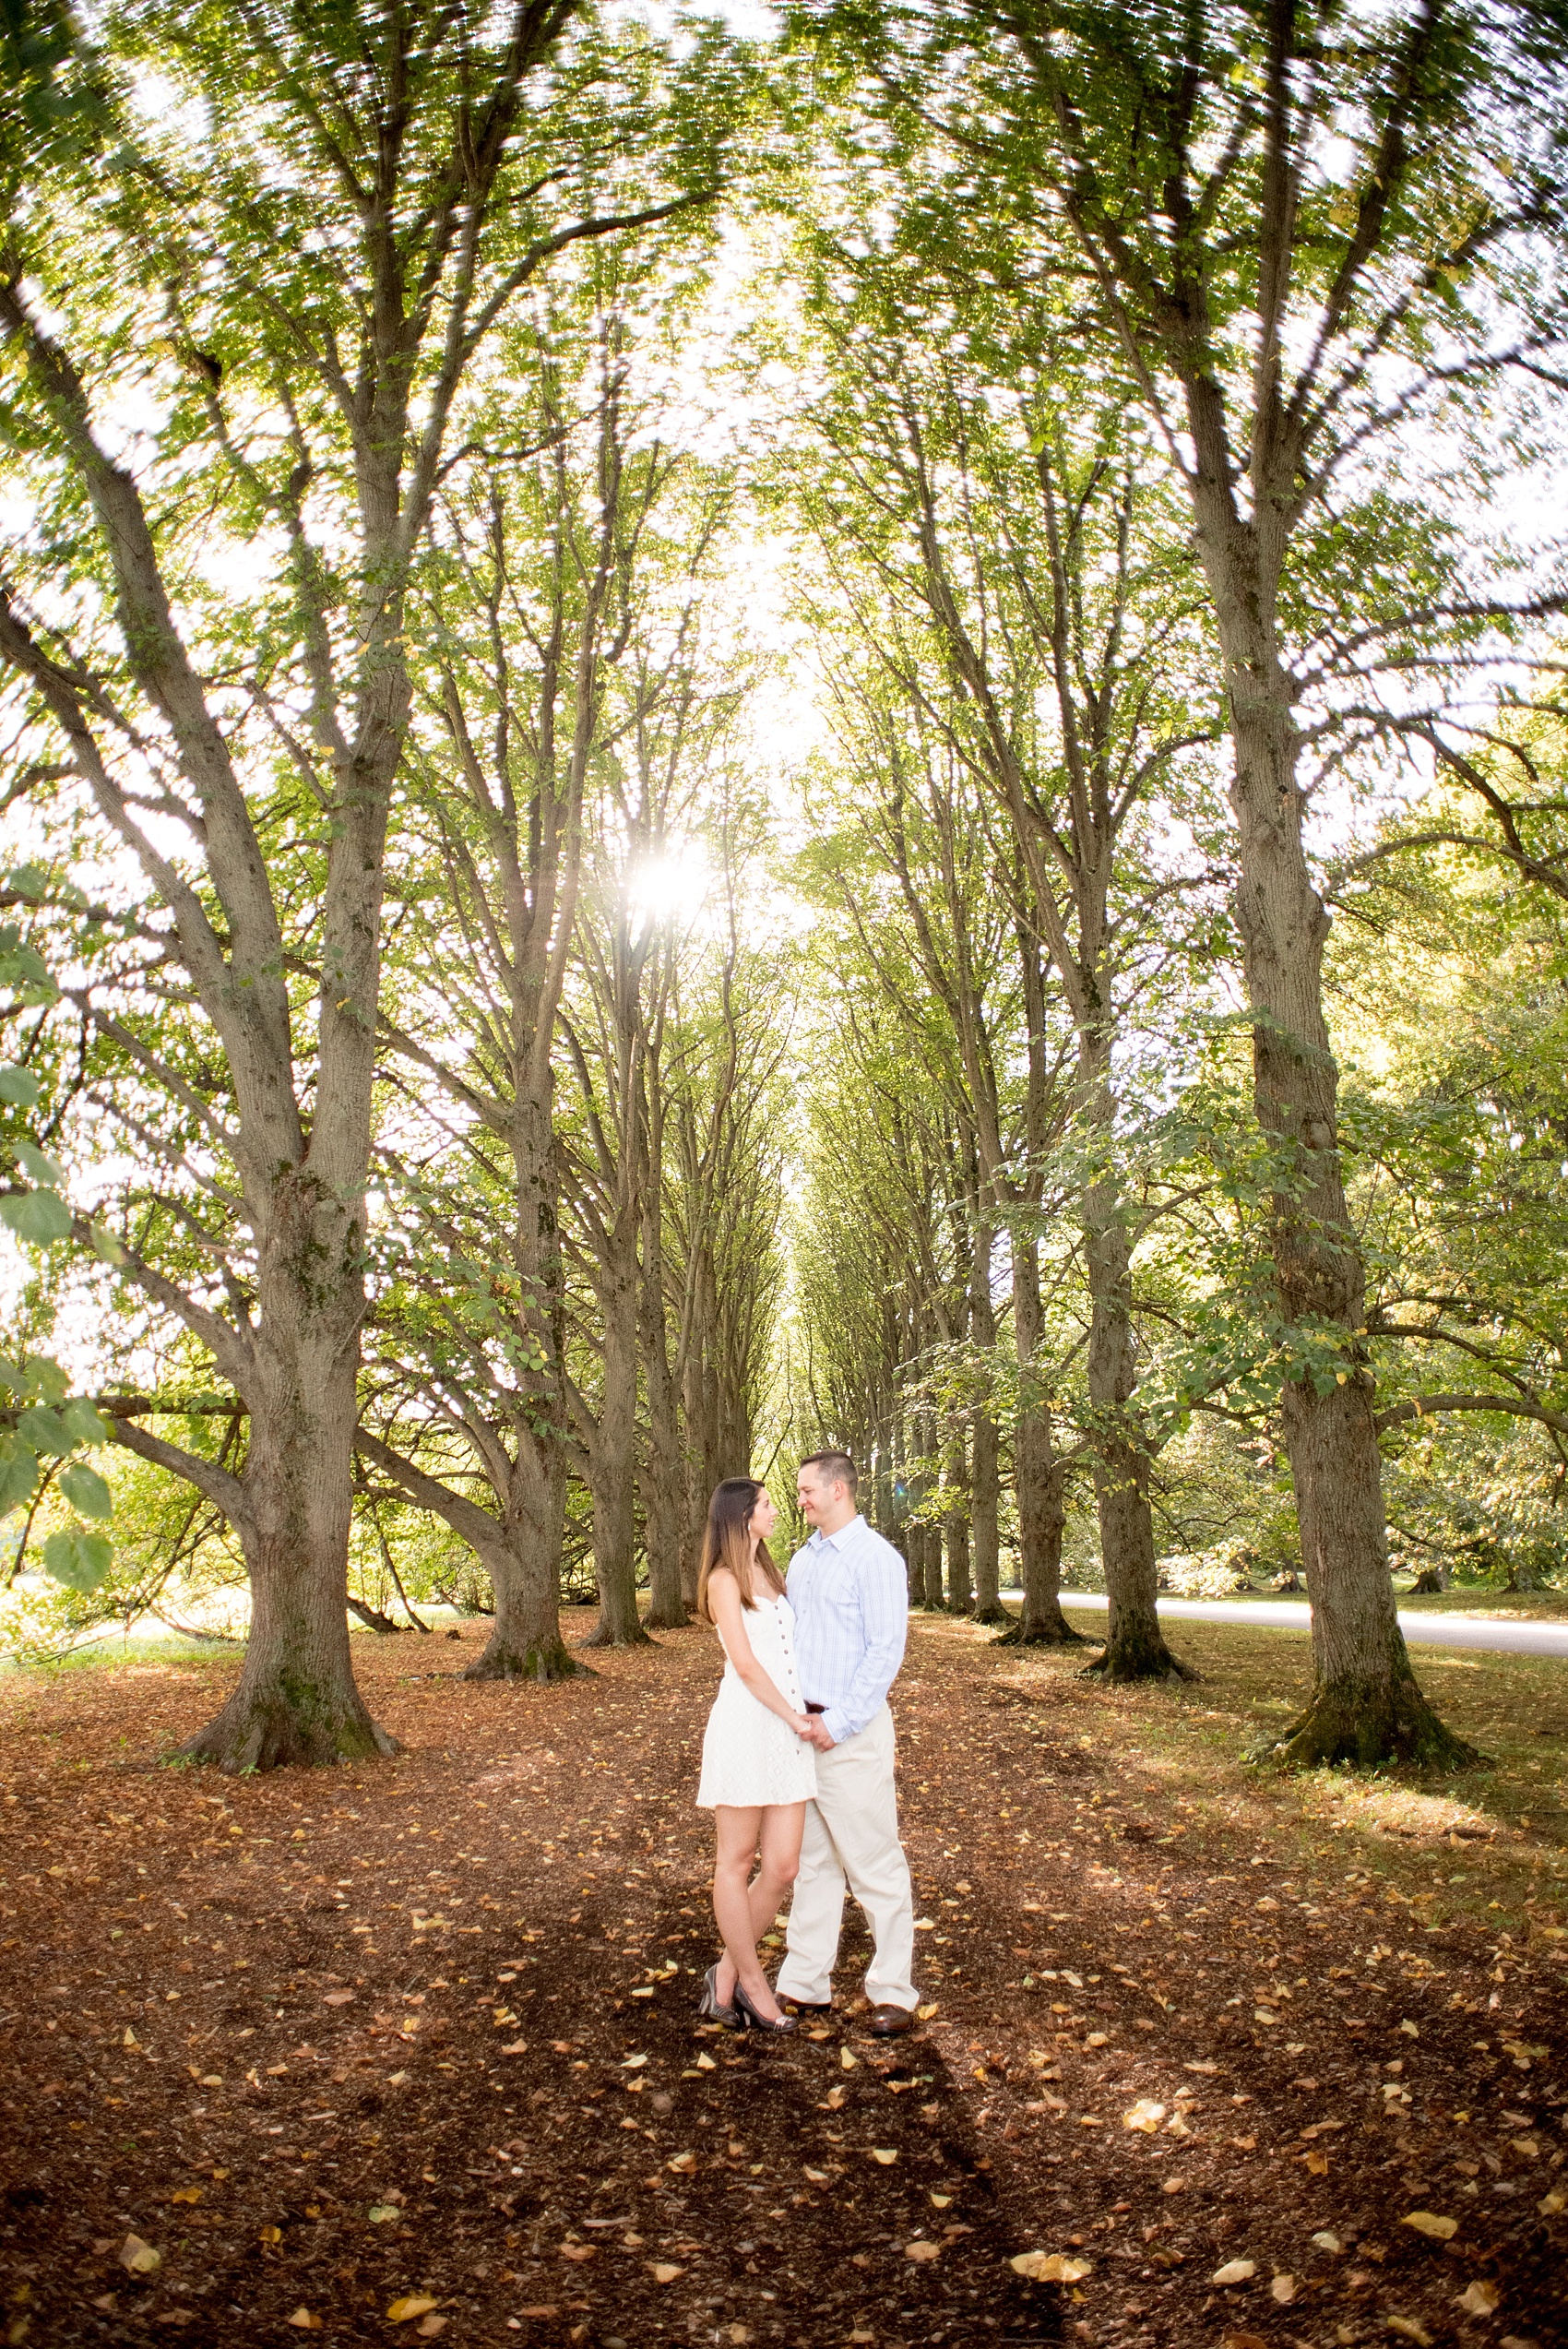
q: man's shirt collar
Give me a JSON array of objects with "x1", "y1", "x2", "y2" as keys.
[{"x1": 809, "y1": 1511, "x2": 865, "y2": 1552}]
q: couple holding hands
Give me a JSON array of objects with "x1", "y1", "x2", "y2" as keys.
[{"x1": 694, "y1": 1451, "x2": 919, "y2": 2037}]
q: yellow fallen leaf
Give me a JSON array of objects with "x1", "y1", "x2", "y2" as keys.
[
  {"x1": 650, "y1": 2262, "x2": 683, "y2": 2283},
  {"x1": 259, "y1": 2224, "x2": 282, "y2": 2245},
  {"x1": 870, "y1": 2148, "x2": 897, "y2": 2164},
  {"x1": 1085, "y1": 2030, "x2": 1109, "y2": 2046},
  {"x1": 559, "y1": 2244, "x2": 596, "y2": 2262},
  {"x1": 1508, "y1": 2136, "x2": 1538, "y2": 2158},
  {"x1": 727, "y1": 2329, "x2": 752, "y2": 2345},
  {"x1": 415, "y1": 2319, "x2": 446, "y2": 2338},
  {"x1": 197, "y1": 2073, "x2": 222, "y2": 2089},
  {"x1": 904, "y1": 2240, "x2": 941, "y2": 2262},
  {"x1": 286, "y1": 2312, "x2": 323, "y2": 2332},
  {"x1": 917, "y1": 2003, "x2": 939, "y2": 2020},
  {"x1": 1212, "y1": 2258, "x2": 1257, "y2": 2284},
  {"x1": 1010, "y1": 2251, "x2": 1094, "y2": 2282},
  {"x1": 930, "y1": 2194, "x2": 952, "y2": 2209},
  {"x1": 1398, "y1": 2019, "x2": 1419, "y2": 2038},
  {"x1": 1455, "y1": 2282, "x2": 1500, "y2": 2317},
  {"x1": 695, "y1": 2052, "x2": 717, "y2": 2070},
  {"x1": 1386, "y1": 2319, "x2": 1433, "y2": 2347},
  {"x1": 499, "y1": 2041, "x2": 527, "y2": 2056},
  {"x1": 803, "y1": 2166, "x2": 829, "y2": 2183},
  {"x1": 386, "y1": 2297, "x2": 440, "y2": 2323},
  {"x1": 1270, "y1": 2274, "x2": 1296, "y2": 2304},
  {"x1": 367, "y1": 2205, "x2": 400, "y2": 2224},
  {"x1": 1304, "y1": 2149, "x2": 1329, "y2": 2176},
  {"x1": 120, "y1": 2236, "x2": 160, "y2": 2275},
  {"x1": 840, "y1": 2047, "x2": 859, "y2": 2070},
  {"x1": 170, "y1": 2187, "x2": 203, "y2": 2205},
  {"x1": 1401, "y1": 2212, "x2": 1457, "y2": 2241},
  {"x1": 1123, "y1": 2099, "x2": 1165, "y2": 2133},
  {"x1": 1539, "y1": 2189, "x2": 1566, "y2": 2215}
]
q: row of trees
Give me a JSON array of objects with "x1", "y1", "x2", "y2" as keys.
[{"x1": 3, "y1": 0, "x2": 1568, "y2": 1775}]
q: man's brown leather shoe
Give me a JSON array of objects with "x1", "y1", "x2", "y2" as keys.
[{"x1": 867, "y1": 2004, "x2": 916, "y2": 2037}]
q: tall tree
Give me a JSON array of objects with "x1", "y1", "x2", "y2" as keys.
[
  {"x1": 0, "y1": 1, "x2": 718, "y2": 1764},
  {"x1": 799, "y1": 0, "x2": 1568, "y2": 1758}
]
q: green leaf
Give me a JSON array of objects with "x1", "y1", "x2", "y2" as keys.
[
  {"x1": 61, "y1": 1399, "x2": 112, "y2": 1446},
  {"x1": 0, "y1": 1064, "x2": 41, "y2": 1106},
  {"x1": 90, "y1": 1222, "x2": 127, "y2": 1266},
  {"x1": 42, "y1": 1527, "x2": 113, "y2": 1592},
  {"x1": 0, "y1": 1441, "x2": 40, "y2": 1517},
  {"x1": 0, "y1": 1187, "x2": 73, "y2": 1243},
  {"x1": 58, "y1": 1461, "x2": 113, "y2": 1520},
  {"x1": 14, "y1": 1139, "x2": 65, "y2": 1187},
  {"x1": 16, "y1": 1402, "x2": 70, "y2": 1456}
]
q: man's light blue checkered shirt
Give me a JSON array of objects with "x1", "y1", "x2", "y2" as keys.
[{"x1": 786, "y1": 1512, "x2": 909, "y2": 1747}]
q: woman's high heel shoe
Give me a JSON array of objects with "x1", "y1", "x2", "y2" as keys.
[
  {"x1": 732, "y1": 1981, "x2": 798, "y2": 2033},
  {"x1": 697, "y1": 1965, "x2": 737, "y2": 2027}
]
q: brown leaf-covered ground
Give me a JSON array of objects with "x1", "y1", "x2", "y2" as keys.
[{"x1": 1, "y1": 1608, "x2": 1564, "y2": 2349}]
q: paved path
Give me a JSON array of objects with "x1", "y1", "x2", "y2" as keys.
[{"x1": 1041, "y1": 1591, "x2": 1568, "y2": 1658}]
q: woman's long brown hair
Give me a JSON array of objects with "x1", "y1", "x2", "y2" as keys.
[{"x1": 695, "y1": 1478, "x2": 781, "y2": 1621}]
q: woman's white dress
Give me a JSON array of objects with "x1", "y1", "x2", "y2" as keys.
[{"x1": 696, "y1": 1589, "x2": 819, "y2": 1809}]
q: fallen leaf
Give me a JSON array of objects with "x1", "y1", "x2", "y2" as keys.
[
  {"x1": 803, "y1": 2166, "x2": 829, "y2": 2183},
  {"x1": 416, "y1": 2321, "x2": 446, "y2": 2340},
  {"x1": 1538, "y1": 2189, "x2": 1566, "y2": 2215},
  {"x1": 1508, "y1": 2136, "x2": 1538, "y2": 2158},
  {"x1": 170, "y1": 2188, "x2": 203, "y2": 2206},
  {"x1": 559, "y1": 2245, "x2": 596, "y2": 2262},
  {"x1": 1399, "y1": 2019, "x2": 1419, "y2": 2038},
  {"x1": 321, "y1": 1991, "x2": 354, "y2": 2007},
  {"x1": 1222, "y1": 2335, "x2": 1269, "y2": 2349},
  {"x1": 1401, "y1": 2212, "x2": 1457, "y2": 2241},
  {"x1": 1123, "y1": 2099, "x2": 1166, "y2": 2133},
  {"x1": 499, "y1": 2041, "x2": 527, "y2": 2056},
  {"x1": 367, "y1": 2205, "x2": 401, "y2": 2225},
  {"x1": 285, "y1": 2312, "x2": 323, "y2": 2332},
  {"x1": 917, "y1": 2003, "x2": 939, "y2": 2020},
  {"x1": 386, "y1": 2298, "x2": 440, "y2": 2323},
  {"x1": 695, "y1": 2053, "x2": 716, "y2": 2070},
  {"x1": 120, "y1": 2236, "x2": 160, "y2": 2276},
  {"x1": 1160, "y1": 2176, "x2": 1186, "y2": 2195},
  {"x1": 1085, "y1": 2029, "x2": 1109, "y2": 2046},
  {"x1": 930, "y1": 2194, "x2": 952, "y2": 2209},
  {"x1": 1212, "y1": 2259, "x2": 1257, "y2": 2284},
  {"x1": 840, "y1": 2047, "x2": 859, "y2": 2071},
  {"x1": 1304, "y1": 2150, "x2": 1330, "y2": 2176},
  {"x1": 1009, "y1": 2251, "x2": 1095, "y2": 2283},
  {"x1": 904, "y1": 2240, "x2": 941, "y2": 2262},
  {"x1": 1456, "y1": 2282, "x2": 1501, "y2": 2317},
  {"x1": 1313, "y1": 2232, "x2": 1343, "y2": 2252},
  {"x1": 1182, "y1": 2059, "x2": 1218, "y2": 2074},
  {"x1": 1385, "y1": 2320, "x2": 1433, "y2": 2348},
  {"x1": 622, "y1": 2054, "x2": 647, "y2": 2069},
  {"x1": 666, "y1": 2152, "x2": 696, "y2": 2176},
  {"x1": 1271, "y1": 2274, "x2": 1297, "y2": 2304},
  {"x1": 870, "y1": 2148, "x2": 897, "y2": 2164},
  {"x1": 259, "y1": 2224, "x2": 282, "y2": 2245},
  {"x1": 197, "y1": 2074, "x2": 222, "y2": 2089},
  {"x1": 728, "y1": 2331, "x2": 753, "y2": 2345},
  {"x1": 649, "y1": 2262, "x2": 683, "y2": 2284}
]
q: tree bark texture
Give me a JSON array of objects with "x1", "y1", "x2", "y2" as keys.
[{"x1": 1001, "y1": 1231, "x2": 1083, "y2": 1644}]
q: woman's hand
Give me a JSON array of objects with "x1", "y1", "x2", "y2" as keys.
[{"x1": 790, "y1": 1711, "x2": 814, "y2": 1738}]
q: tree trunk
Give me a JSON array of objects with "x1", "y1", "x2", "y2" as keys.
[
  {"x1": 968, "y1": 1256, "x2": 1005, "y2": 1623},
  {"x1": 1079, "y1": 1061, "x2": 1191, "y2": 1683},
  {"x1": 642, "y1": 1317, "x2": 687, "y2": 1629},
  {"x1": 1191, "y1": 459, "x2": 1471, "y2": 1763},
  {"x1": 944, "y1": 1462, "x2": 973, "y2": 1616},
  {"x1": 467, "y1": 1443, "x2": 580, "y2": 1684},
  {"x1": 584, "y1": 1250, "x2": 650, "y2": 1648},
  {"x1": 1001, "y1": 1231, "x2": 1083, "y2": 1644},
  {"x1": 356, "y1": 1431, "x2": 582, "y2": 1685},
  {"x1": 182, "y1": 1215, "x2": 395, "y2": 1769}
]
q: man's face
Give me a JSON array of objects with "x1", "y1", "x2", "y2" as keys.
[{"x1": 797, "y1": 1468, "x2": 831, "y2": 1524}]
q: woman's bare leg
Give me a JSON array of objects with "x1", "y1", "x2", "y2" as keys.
[{"x1": 714, "y1": 1802, "x2": 805, "y2": 2015}]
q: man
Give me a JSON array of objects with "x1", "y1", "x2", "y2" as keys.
[{"x1": 775, "y1": 1450, "x2": 919, "y2": 2036}]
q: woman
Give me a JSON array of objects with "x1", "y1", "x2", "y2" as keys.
[{"x1": 695, "y1": 1476, "x2": 817, "y2": 2033}]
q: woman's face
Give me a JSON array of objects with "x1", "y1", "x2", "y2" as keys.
[{"x1": 748, "y1": 1487, "x2": 778, "y2": 1543}]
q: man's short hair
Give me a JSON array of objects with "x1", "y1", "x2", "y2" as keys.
[{"x1": 799, "y1": 1449, "x2": 858, "y2": 1497}]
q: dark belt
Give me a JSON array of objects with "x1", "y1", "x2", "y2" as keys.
[{"x1": 804, "y1": 1701, "x2": 826, "y2": 1715}]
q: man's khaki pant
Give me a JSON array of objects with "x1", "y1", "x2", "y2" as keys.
[{"x1": 777, "y1": 1703, "x2": 918, "y2": 2012}]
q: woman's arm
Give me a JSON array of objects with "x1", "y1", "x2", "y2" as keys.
[{"x1": 707, "y1": 1573, "x2": 812, "y2": 1735}]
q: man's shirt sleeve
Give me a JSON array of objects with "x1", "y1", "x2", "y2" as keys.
[{"x1": 821, "y1": 1537, "x2": 908, "y2": 1745}]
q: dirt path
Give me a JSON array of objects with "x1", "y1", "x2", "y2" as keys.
[{"x1": 0, "y1": 1614, "x2": 1563, "y2": 2347}]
